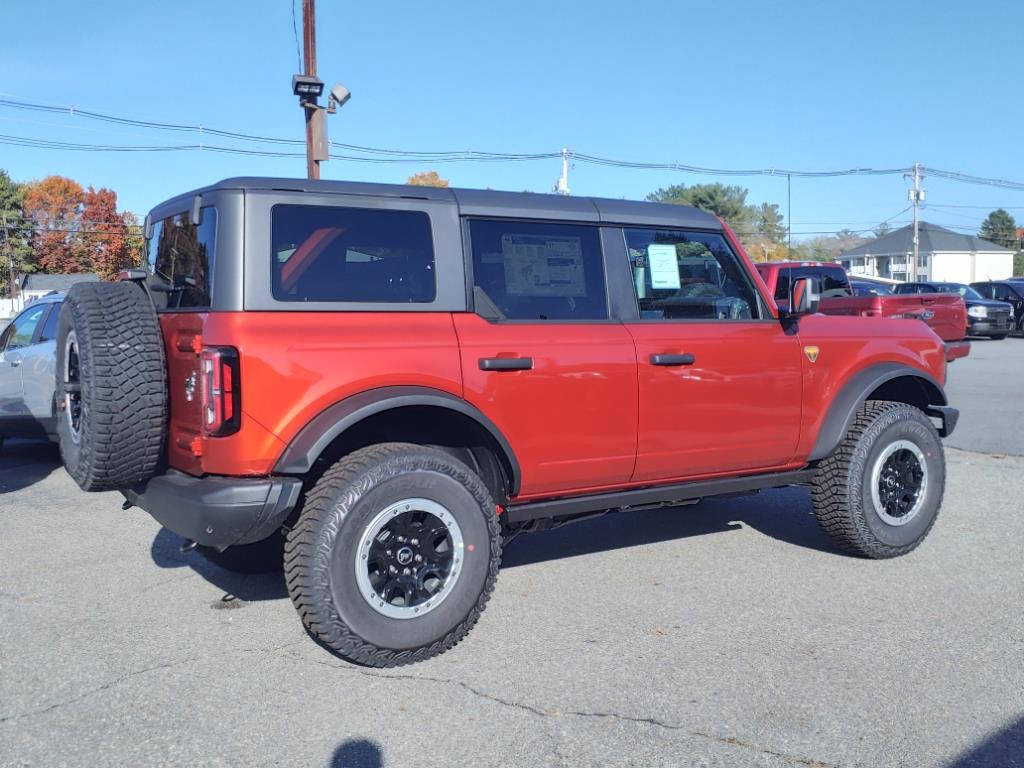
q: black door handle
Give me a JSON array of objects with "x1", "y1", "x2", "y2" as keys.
[
  {"x1": 479, "y1": 357, "x2": 533, "y2": 371},
  {"x1": 650, "y1": 353, "x2": 695, "y2": 366}
]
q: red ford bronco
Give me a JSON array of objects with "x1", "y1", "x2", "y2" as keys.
[{"x1": 55, "y1": 178, "x2": 958, "y2": 667}]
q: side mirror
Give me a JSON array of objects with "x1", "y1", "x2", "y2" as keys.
[{"x1": 786, "y1": 276, "x2": 819, "y2": 317}]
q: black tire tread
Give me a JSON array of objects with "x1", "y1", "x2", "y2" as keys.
[
  {"x1": 58, "y1": 282, "x2": 167, "y2": 491},
  {"x1": 810, "y1": 400, "x2": 944, "y2": 559},
  {"x1": 284, "y1": 443, "x2": 501, "y2": 667}
]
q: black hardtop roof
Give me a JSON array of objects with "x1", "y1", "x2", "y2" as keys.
[{"x1": 151, "y1": 177, "x2": 722, "y2": 230}]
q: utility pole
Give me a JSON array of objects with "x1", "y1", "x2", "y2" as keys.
[
  {"x1": 906, "y1": 163, "x2": 925, "y2": 281},
  {"x1": 1, "y1": 214, "x2": 11, "y2": 299},
  {"x1": 302, "y1": 0, "x2": 320, "y2": 180},
  {"x1": 554, "y1": 148, "x2": 571, "y2": 195}
]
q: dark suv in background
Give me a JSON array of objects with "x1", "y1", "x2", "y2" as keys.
[
  {"x1": 894, "y1": 281, "x2": 1014, "y2": 339},
  {"x1": 971, "y1": 281, "x2": 1024, "y2": 335}
]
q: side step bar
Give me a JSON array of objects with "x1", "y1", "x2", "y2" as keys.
[{"x1": 504, "y1": 468, "x2": 816, "y2": 525}]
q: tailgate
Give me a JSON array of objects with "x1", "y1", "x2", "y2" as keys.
[
  {"x1": 877, "y1": 295, "x2": 967, "y2": 342},
  {"x1": 159, "y1": 313, "x2": 207, "y2": 476}
]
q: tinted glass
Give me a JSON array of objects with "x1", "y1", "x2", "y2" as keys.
[
  {"x1": 774, "y1": 266, "x2": 851, "y2": 300},
  {"x1": 39, "y1": 304, "x2": 60, "y2": 342},
  {"x1": 851, "y1": 281, "x2": 893, "y2": 296},
  {"x1": 930, "y1": 282, "x2": 983, "y2": 300},
  {"x1": 624, "y1": 229, "x2": 758, "y2": 320},
  {"x1": 148, "y1": 208, "x2": 217, "y2": 308},
  {"x1": 5, "y1": 304, "x2": 47, "y2": 350},
  {"x1": 470, "y1": 219, "x2": 607, "y2": 320},
  {"x1": 272, "y1": 205, "x2": 435, "y2": 303}
]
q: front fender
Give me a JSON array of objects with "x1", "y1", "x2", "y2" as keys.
[{"x1": 808, "y1": 363, "x2": 952, "y2": 461}]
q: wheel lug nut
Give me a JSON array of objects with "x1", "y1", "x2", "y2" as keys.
[
  {"x1": 389, "y1": 565, "x2": 397, "y2": 574},
  {"x1": 414, "y1": 554, "x2": 422, "y2": 562},
  {"x1": 411, "y1": 538, "x2": 419, "y2": 546},
  {"x1": 403, "y1": 567, "x2": 411, "y2": 575}
]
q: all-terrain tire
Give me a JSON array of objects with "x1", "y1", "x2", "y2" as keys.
[
  {"x1": 56, "y1": 282, "x2": 167, "y2": 491},
  {"x1": 198, "y1": 530, "x2": 287, "y2": 574},
  {"x1": 811, "y1": 400, "x2": 945, "y2": 559},
  {"x1": 284, "y1": 443, "x2": 501, "y2": 667}
]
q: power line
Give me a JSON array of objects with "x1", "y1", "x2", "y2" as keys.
[{"x1": 290, "y1": 0, "x2": 302, "y2": 72}]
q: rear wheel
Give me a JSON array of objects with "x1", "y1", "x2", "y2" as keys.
[
  {"x1": 990, "y1": 333, "x2": 1009, "y2": 340},
  {"x1": 811, "y1": 401, "x2": 945, "y2": 559},
  {"x1": 284, "y1": 443, "x2": 501, "y2": 667},
  {"x1": 56, "y1": 282, "x2": 167, "y2": 491}
]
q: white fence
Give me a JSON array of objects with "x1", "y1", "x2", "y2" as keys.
[{"x1": 0, "y1": 297, "x2": 21, "y2": 319}]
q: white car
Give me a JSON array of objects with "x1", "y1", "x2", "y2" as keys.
[{"x1": 0, "y1": 292, "x2": 63, "y2": 452}]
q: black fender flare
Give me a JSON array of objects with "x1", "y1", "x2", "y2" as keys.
[
  {"x1": 808, "y1": 364, "x2": 951, "y2": 462},
  {"x1": 273, "y1": 386, "x2": 522, "y2": 495}
]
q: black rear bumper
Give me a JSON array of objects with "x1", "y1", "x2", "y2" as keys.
[{"x1": 122, "y1": 470, "x2": 302, "y2": 549}]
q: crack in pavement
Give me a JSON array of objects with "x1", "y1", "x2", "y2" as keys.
[
  {"x1": 0, "y1": 641, "x2": 305, "y2": 724},
  {"x1": 286, "y1": 651, "x2": 835, "y2": 768}
]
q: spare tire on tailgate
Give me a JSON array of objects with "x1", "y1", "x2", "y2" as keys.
[{"x1": 56, "y1": 281, "x2": 168, "y2": 491}]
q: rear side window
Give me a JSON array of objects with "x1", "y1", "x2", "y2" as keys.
[
  {"x1": 271, "y1": 205, "x2": 435, "y2": 303},
  {"x1": 469, "y1": 219, "x2": 608, "y2": 320},
  {"x1": 624, "y1": 228, "x2": 760, "y2": 320},
  {"x1": 774, "y1": 266, "x2": 850, "y2": 300},
  {"x1": 148, "y1": 208, "x2": 217, "y2": 308}
]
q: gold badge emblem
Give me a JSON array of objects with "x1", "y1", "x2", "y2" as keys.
[{"x1": 804, "y1": 345, "x2": 820, "y2": 363}]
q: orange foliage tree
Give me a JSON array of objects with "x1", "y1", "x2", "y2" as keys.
[
  {"x1": 407, "y1": 171, "x2": 450, "y2": 188},
  {"x1": 22, "y1": 176, "x2": 142, "y2": 278}
]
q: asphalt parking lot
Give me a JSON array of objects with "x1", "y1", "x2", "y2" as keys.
[{"x1": 2, "y1": 340, "x2": 1022, "y2": 768}]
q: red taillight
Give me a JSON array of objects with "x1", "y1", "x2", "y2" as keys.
[{"x1": 200, "y1": 346, "x2": 240, "y2": 436}]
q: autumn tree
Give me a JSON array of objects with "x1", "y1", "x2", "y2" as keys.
[
  {"x1": 979, "y1": 208, "x2": 1017, "y2": 249},
  {"x1": 407, "y1": 171, "x2": 450, "y2": 188},
  {"x1": 23, "y1": 175, "x2": 86, "y2": 273},
  {"x1": 80, "y1": 186, "x2": 138, "y2": 279},
  {"x1": 122, "y1": 211, "x2": 146, "y2": 270}
]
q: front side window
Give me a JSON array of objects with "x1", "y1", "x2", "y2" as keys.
[
  {"x1": 271, "y1": 205, "x2": 435, "y2": 303},
  {"x1": 470, "y1": 219, "x2": 607, "y2": 320},
  {"x1": 3, "y1": 304, "x2": 47, "y2": 350},
  {"x1": 148, "y1": 208, "x2": 217, "y2": 308},
  {"x1": 624, "y1": 228, "x2": 759, "y2": 320}
]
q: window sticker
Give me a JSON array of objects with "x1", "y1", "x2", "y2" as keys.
[
  {"x1": 501, "y1": 234, "x2": 585, "y2": 297},
  {"x1": 647, "y1": 244, "x2": 681, "y2": 289}
]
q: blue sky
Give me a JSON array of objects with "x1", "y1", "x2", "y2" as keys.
[{"x1": 2, "y1": 0, "x2": 1022, "y2": 240}]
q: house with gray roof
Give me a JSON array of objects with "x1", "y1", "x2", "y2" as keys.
[
  {"x1": 19, "y1": 273, "x2": 100, "y2": 303},
  {"x1": 838, "y1": 222, "x2": 1014, "y2": 283}
]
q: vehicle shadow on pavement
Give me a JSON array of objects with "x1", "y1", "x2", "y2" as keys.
[
  {"x1": 328, "y1": 739, "x2": 383, "y2": 768},
  {"x1": 502, "y1": 485, "x2": 838, "y2": 568},
  {"x1": 150, "y1": 527, "x2": 288, "y2": 602},
  {"x1": 947, "y1": 713, "x2": 1024, "y2": 767},
  {"x1": 0, "y1": 439, "x2": 62, "y2": 494}
]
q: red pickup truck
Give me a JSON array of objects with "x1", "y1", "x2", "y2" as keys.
[{"x1": 755, "y1": 262, "x2": 969, "y2": 361}]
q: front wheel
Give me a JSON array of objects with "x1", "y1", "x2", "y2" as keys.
[
  {"x1": 284, "y1": 443, "x2": 501, "y2": 667},
  {"x1": 811, "y1": 401, "x2": 945, "y2": 559}
]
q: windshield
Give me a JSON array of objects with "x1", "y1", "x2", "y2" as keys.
[{"x1": 933, "y1": 283, "x2": 983, "y2": 301}]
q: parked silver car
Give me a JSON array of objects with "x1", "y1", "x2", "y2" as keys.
[{"x1": 0, "y1": 292, "x2": 63, "y2": 451}]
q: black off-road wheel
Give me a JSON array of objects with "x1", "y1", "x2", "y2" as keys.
[
  {"x1": 811, "y1": 400, "x2": 945, "y2": 559},
  {"x1": 198, "y1": 529, "x2": 287, "y2": 574},
  {"x1": 56, "y1": 282, "x2": 167, "y2": 492},
  {"x1": 284, "y1": 443, "x2": 501, "y2": 667}
]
